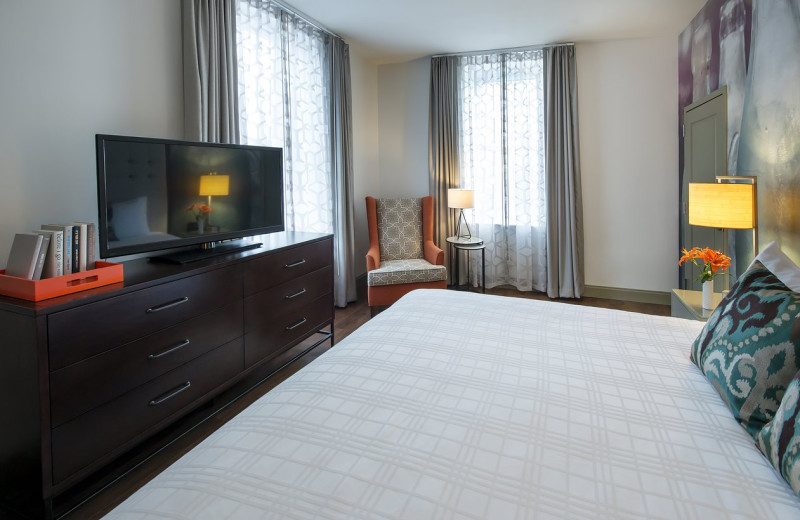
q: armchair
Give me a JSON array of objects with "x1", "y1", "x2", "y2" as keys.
[{"x1": 365, "y1": 196, "x2": 446, "y2": 311}]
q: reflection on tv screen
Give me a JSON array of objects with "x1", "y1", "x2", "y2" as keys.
[{"x1": 97, "y1": 135, "x2": 284, "y2": 258}]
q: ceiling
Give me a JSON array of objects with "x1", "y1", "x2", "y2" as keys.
[{"x1": 282, "y1": 0, "x2": 705, "y2": 64}]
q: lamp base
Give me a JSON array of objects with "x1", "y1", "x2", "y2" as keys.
[{"x1": 455, "y1": 209, "x2": 471, "y2": 240}]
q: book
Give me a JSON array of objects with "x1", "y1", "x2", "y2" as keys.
[
  {"x1": 73, "y1": 222, "x2": 96, "y2": 269},
  {"x1": 70, "y1": 225, "x2": 80, "y2": 273},
  {"x1": 41, "y1": 224, "x2": 73, "y2": 274},
  {"x1": 31, "y1": 233, "x2": 50, "y2": 280},
  {"x1": 32, "y1": 229, "x2": 63, "y2": 278},
  {"x1": 5, "y1": 233, "x2": 44, "y2": 279},
  {"x1": 72, "y1": 222, "x2": 88, "y2": 272}
]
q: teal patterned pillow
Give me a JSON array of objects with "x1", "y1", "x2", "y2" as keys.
[
  {"x1": 757, "y1": 370, "x2": 800, "y2": 496},
  {"x1": 690, "y1": 260, "x2": 800, "y2": 438}
]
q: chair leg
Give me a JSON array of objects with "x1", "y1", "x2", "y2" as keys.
[{"x1": 370, "y1": 306, "x2": 377, "y2": 318}]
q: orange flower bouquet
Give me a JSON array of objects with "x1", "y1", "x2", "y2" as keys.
[
  {"x1": 187, "y1": 203, "x2": 212, "y2": 218},
  {"x1": 678, "y1": 247, "x2": 731, "y2": 283}
]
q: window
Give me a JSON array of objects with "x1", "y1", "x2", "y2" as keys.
[
  {"x1": 458, "y1": 50, "x2": 546, "y2": 291},
  {"x1": 236, "y1": 1, "x2": 333, "y2": 234}
]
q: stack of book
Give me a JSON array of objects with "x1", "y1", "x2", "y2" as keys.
[{"x1": 4, "y1": 222, "x2": 97, "y2": 280}]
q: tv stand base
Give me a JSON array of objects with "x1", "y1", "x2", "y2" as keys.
[{"x1": 152, "y1": 241, "x2": 262, "y2": 264}]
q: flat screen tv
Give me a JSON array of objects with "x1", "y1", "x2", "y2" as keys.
[{"x1": 96, "y1": 134, "x2": 284, "y2": 263}]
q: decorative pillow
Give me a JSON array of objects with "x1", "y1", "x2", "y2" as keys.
[
  {"x1": 757, "y1": 369, "x2": 800, "y2": 496},
  {"x1": 111, "y1": 196, "x2": 150, "y2": 240},
  {"x1": 376, "y1": 198, "x2": 423, "y2": 261},
  {"x1": 690, "y1": 259, "x2": 800, "y2": 437},
  {"x1": 748, "y1": 241, "x2": 800, "y2": 292}
]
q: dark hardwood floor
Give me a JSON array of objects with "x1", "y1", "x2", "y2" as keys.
[{"x1": 45, "y1": 287, "x2": 665, "y2": 519}]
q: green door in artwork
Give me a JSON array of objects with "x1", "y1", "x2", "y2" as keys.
[{"x1": 682, "y1": 87, "x2": 727, "y2": 291}]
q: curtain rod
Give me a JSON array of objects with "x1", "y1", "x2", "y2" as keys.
[
  {"x1": 266, "y1": 0, "x2": 343, "y2": 39},
  {"x1": 431, "y1": 41, "x2": 574, "y2": 58}
]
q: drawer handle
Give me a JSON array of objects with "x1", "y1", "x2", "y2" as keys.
[
  {"x1": 146, "y1": 297, "x2": 190, "y2": 313},
  {"x1": 285, "y1": 288, "x2": 307, "y2": 300},
  {"x1": 285, "y1": 317, "x2": 307, "y2": 331},
  {"x1": 149, "y1": 381, "x2": 192, "y2": 406},
  {"x1": 148, "y1": 339, "x2": 191, "y2": 360},
  {"x1": 284, "y1": 259, "x2": 306, "y2": 268}
]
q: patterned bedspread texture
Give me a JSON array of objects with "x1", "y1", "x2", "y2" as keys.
[{"x1": 105, "y1": 289, "x2": 800, "y2": 519}]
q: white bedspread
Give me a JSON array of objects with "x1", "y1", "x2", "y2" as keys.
[{"x1": 104, "y1": 290, "x2": 800, "y2": 519}]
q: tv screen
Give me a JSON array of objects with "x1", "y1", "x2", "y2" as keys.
[{"x1": 96, "y1": 134, "x2": 284, "y2": 260}]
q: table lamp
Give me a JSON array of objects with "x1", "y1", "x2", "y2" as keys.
[
  {"x1": 688, "y1": 176, "x2": 757, "y2": 283},
  {"x1": 199, "y1": 173, "x2": 230, "y2": 225},
  {"x1": 448, "y1": 188, "x2": 474, "y2": 240}
]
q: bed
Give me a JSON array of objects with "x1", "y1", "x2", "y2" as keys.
[{"x1": 104, "y1": 260, "x2": 800, "y2": 518}]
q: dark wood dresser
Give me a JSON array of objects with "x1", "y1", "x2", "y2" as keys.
[{"x1": 0, "y1": 232, "x2": 334, "y2": 519}]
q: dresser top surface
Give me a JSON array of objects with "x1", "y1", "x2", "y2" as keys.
[{"x1": 0, "y1": 232, "x2": 332, "y2": 315}]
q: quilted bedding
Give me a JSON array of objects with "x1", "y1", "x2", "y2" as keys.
[{"x1": 104, "y1": 289, "x2": 800, "y2": 519}]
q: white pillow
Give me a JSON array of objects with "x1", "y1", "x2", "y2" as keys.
[
  {"x1": 748, "y1": 241, "x2": 800, "y2": 292},
  {"x1": 112, "y1": 196, "x2": 150, "y2": 240}
]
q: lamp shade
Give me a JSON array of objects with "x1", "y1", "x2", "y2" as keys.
[
  {"x1": 199, "y1": 174, "x2": 230, "y2": 196},
  {"x1": 688, "y1": 182, "x2": 755, "y2": 229},
  {"x1": 448, "y1": 189, "x2": 474, "y2": 209}
]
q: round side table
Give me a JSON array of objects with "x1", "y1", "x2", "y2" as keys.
[{"x1": 446, "y1": 236, "x2": 485, "y2": 294}]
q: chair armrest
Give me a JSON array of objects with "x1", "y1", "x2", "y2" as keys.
[
  {"x1": 424, "y1": 241, "x2": 444, "y2": 266},
  {"x1": 366, "y1": 245, "x2": 380, "y2": 271}
]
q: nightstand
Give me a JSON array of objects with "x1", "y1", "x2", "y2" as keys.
[{"x1": 670, "y1": 289, "x2": 724, "y2": 321}]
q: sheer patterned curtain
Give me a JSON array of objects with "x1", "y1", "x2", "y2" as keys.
[
  {"x1": 236, "y1": 1, "x2": 356, "y2": 306},
  {"x1": 459, "y1": 50, "x2": 547, "y2": 292},
  {"x1": 236, "y1": 1, "x2": 332, "y2": 234}
]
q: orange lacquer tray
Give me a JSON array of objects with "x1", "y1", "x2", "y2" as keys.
[{"x1": 0, "y1": 261, "x2": 124, "y2": 301}]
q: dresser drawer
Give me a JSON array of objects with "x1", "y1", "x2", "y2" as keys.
[
  {"x1": 244, "y1": 266, "x2": 332, "y2": 333},
  {"x1": 50, "y1": 337, "x2": 243, "y2": 484},
  {"x1": 244, "y1": 293, "x2": 333, "y2": 367},
  {"x1": 243, "y1": 238, "x2": 332, "y2": 296},
  {"x1": 48, "y1": 266, "x2": 242, "y2": 370},
  {"x1": 50, "y1": 301, "x2": 243, "y2": 427}
]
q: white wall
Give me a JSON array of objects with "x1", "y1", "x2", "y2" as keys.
[
  {"x1": 0, "y1": 0, "x2": 183, "y2": 265},
  {"x1": 577, "y1": 37, "x2": 679, "y2": 293},
  {"x1": 349, "y1": 46, "x2": 380, "y2": 274},
  {"x1": 376, "y1": 57, "x2": 431, "y2": 199}
]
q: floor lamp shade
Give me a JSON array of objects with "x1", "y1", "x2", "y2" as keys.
[{"x1": 688, "y1": 183, "x2": 755, "y2": 229}]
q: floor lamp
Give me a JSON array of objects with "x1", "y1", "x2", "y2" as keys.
[{"x1": 688, "y1": 176, "x2": 757, "y2": 287}]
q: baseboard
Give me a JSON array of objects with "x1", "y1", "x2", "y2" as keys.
[
  {"x1": 355, "y1": 274, "x2": 669, "y2": 306},
  {"x1": 583, "y1": 285, "x2": 670, "y2": 306}
]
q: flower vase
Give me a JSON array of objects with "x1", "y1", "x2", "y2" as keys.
[
  {"x1": 702, "y1": 280, "x2": 714, "y2": 310},
  {"x1": 196, "y1": 217, "x2": 205, "y2": 234}
]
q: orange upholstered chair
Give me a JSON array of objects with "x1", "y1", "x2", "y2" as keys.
[{"x1": 365, "y1": 196, "x2": 446, "y2": 311}]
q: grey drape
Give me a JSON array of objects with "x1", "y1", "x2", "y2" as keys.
[
  {"x1": 183, "y1": 0, "x2": 239, "y2": 143},
  {"x1": 543, "y1": 46, "x2": 584, "y2": 298},
  {"x1": 330, "y1": 37, "x2": 357, "y2": 307},
  {"x1": 428, "y1": 56, "x2": 461, "y2": 284}
]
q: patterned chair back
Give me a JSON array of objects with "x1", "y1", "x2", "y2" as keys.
[{"x1": 375, "y1": 198, "x2": 423, "y2": 261}]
